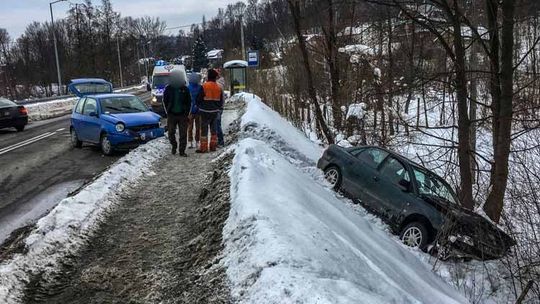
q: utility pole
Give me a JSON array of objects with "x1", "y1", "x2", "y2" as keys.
[
  {"x1": 49, "y1": 0, "x2": 66, "y2": 95},
  {"x1": 240, "y1": 14, "x2": 246, "y2": 60},
  {"x1": 136, "y1": 46, "x2": 142, "y2": 81},
  {"x1": 116, "y1": 36, "x2": 123, "y2": 87}
]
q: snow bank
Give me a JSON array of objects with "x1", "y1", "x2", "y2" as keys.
[
  {"x1": 0, "y1": 138, "x2": 168, "y2": 303},
  {"x1": 25, "y1": 97, "x2": 78, "y2": 121},
  {"x1": 238, "y1": 92, "x2": 323, "y2": 162},
  {"x1": 223, "y1": 94, "x2": 468, "y2": 303},
  {"x1": 24, "y1": 85, "x2": 145, "y2": 122}
]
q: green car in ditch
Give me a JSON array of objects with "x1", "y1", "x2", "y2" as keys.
[{"x1": 317, "y1": 145, "x2": 515, "y2": 260}]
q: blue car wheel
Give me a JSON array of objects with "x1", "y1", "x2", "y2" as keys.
[
  {"x1": 71, "y1": 128, "x2": 82, "y2": 148},
  {"x1": 100, "y1": 134, "x2": 114, "y2": 156}
]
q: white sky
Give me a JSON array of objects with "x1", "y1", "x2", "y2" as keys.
[{"x1": 0, "y1": 0, "x2": 239, "y2": 39}]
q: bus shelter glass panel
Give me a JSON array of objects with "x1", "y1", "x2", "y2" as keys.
[{"x1": 230, "y1": 68, "x2": 246, "y2": 93}]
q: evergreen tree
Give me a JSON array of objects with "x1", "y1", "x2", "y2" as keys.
[{"x1": 192, "y1": 35, "x2": 208, "y2": 72}]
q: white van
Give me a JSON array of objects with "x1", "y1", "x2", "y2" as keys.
[{"x1": 150, "y1": 64, "x2": 187, "y2": 116}]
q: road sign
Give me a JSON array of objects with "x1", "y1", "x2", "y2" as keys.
[{"x1": 247, "y1": 51, "x2": 259, "y2": 67}]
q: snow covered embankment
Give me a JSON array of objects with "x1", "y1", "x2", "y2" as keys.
[
  {"x1": 25, "y1": 85, "x2": 145, "y2": 121},
  {"x1": 223, "y1": 93, "x2": 469, "y2": 303},
  {"x1": 0, "y1": 138, "x2": 168, "y2": 303}
]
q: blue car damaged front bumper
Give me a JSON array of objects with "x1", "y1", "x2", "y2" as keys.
[{"x1": 108, "y1": 127, "x2": 165, "y2": 150}]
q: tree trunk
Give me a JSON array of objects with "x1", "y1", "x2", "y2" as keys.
[
  {"x1": 323, "y1": 0, "x2": 342, "y2": 131},
  {"x1": 484, "y1": 0, "x2": 515, "y2": 223},
  {"x1": 287, "y1": 0, "x2": 334, "y2": 144},
  {"x1": 450, "y1": 2, "x2": 474, "y2": 210}
]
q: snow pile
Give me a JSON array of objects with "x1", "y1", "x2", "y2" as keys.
[
  {"x1": 238, "y1": 92, "x2": 323, "y2": 162},
  {"x1": 345, "y1": 103, "x2": 366, "y2": 120},
  {"x1": 25, "y1": 97, "x2": 78, "y2": 121},
  {"x1": 0, "y1": 138, "x2": 168, "y2": 303},
  {"x1": 24, "y1": 85, "x2": 145, "y2": 121},
  {"x1": 338, "y1": 44, "x2": 374, "y2": 56},
  {"x1": 223, "y1": 94, "x2": 469, "y2": 303}
]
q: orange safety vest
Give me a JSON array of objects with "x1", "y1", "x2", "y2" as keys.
[{"x1": 203, "y1": 82, "x2": 222, "y2": 101}]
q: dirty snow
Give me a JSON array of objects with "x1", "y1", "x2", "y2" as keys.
[
  {"x1": 223, "y1": 94, "x2": 469, "y2": 304},
  {"x1": 24, "y1": 85, "x2": 144, "y2": 121},
  {"x1": 0, "y1": 138, "x2": 168, "y2": 303}
]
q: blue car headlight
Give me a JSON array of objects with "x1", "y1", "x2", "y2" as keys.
[{"x1": 115, "y1": 123, "x2": 125, "y2": 132}]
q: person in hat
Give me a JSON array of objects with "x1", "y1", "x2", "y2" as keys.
[{"x1": 196, "y1": 69, "x2": 223, "y2": 153}]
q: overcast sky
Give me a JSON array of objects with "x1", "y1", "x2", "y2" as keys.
[{"x1": 0, "y1": 0, "x2": 237, "y2": 39}]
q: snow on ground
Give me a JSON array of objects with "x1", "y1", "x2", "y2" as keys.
[
  {"x1": 0, "y1": 137, "x2": 168, "y2": 303},
  {"x1": 24, "y1": 85, "x2": 145, "y2": 121},
  {"x1": 223, "y1": 94, "x2": 469, "y2": 304},
  {"x1": 25, "y1": 97, "x2": 78, "y2": 121},
  {"x1": 238, "y1": 92, "x2": 323, "y2": 162}
]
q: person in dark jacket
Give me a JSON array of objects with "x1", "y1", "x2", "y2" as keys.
[
  {"x1": 187, "y1": 73, "x2": 202, "y2": 149},
  {"x1": 196, "y1": 69, "x2": 223, "y2": 153},
  {"x1": 163, "y1": 70, "x2": 191, "y2": 156}
]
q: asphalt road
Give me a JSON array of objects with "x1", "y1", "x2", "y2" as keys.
[{"x1": 0, "y1": 91, "x2": 152, "y2": 244}]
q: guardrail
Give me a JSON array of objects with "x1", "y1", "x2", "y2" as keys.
[{"x1": 14, "y1": 85, "x2": 147, "y2": 106}]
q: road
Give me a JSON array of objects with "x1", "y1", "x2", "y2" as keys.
[{"x1": 0, "y1": 91, "x2": 151, "y2": 244}]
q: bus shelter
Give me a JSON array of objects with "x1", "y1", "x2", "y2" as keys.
[{"x1": 223, "y1": 60, "x2": 248, "y2": 95}]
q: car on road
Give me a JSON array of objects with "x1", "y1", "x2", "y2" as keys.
[
  {"x1": 69, "y1": 78, "x2": 164, "y2": 155},
  {"x1": 317, "y1": 145, "x2": 516, "y2": 260},
  {"x1": 0, "y1": 97, "x2": 28, "y2": 132}
]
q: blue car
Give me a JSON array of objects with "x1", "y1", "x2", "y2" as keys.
[{"x1": 69, "y1": 78, "x2": 165, "y2": 155}]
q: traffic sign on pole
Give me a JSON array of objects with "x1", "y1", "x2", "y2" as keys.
[{"x1": 247, "y1": 51, "x2": 259, "y2": 67}]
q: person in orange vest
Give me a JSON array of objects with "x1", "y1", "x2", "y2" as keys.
[{"x1": 196, "y1": 69, "x2": 224, "y2": 153}]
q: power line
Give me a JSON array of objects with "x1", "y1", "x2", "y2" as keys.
[{"x1": 165, "y1": 22, "x2": 203, "y2": 31}]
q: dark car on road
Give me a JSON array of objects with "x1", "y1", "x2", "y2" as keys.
[
  {"x1": 0, "y1": 97, "x2": 28, "y2": 132},
  {"x1": 317, "y1": 145, "x2": 515, "y2": 260}
]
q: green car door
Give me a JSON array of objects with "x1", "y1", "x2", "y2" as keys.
[
  {"x1": 349, "y1": 147, "x2": 389, "y2": 205},
  {"x1": 368, "y1": 156, "x2": 415, "y2": 220}
]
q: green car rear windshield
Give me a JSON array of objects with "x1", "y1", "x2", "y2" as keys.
[{"x1": 100, "y1": 96, "x2": 148, "y2": 114}]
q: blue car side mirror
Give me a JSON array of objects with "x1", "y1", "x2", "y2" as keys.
[{"x1": 89, "y1": 111, "x2": 99, "y2": 117}]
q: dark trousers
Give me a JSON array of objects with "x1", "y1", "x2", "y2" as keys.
[
  {"x1": 200, "y1": 112, "x2": 218, "y2": 152},
  {"x1": 167, "y1": 113, "x2": 188, "y2": 152},
  {"x1": 200, "y1": 112, "x2": 218, "y2": 138},
  {"x1": 215, "y1": 110, "x2": 224, "y2": 145}
]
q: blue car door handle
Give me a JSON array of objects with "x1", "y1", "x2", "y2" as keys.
[{"x1": 372, "y1": 176, "x2": 379, "y2": 181}]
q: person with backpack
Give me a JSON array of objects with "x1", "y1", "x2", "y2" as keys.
[
  {"x1": 187, "y1": 72, "x2": 202, "y2": 149},
  {"x1": 162, "y1": 69, "x2": 191, "y2": 156},
  {"x1": 196, "y1": 69, "x2": 223, "y2": 153}
]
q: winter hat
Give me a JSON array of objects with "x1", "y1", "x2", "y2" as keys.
[
  {"x1": 207, "y1": 69, "x2": 219, "y2": 81},
  {"x1": 169, "y1": 70, "x2": 186, "y2": 88},
  {"x1": 188, "y1": 72, "x2": 201, "y2": 84}
]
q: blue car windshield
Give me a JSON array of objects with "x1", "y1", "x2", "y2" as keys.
[{"x1": 100, "y1": 96, "x2": 148, "y2": 114}]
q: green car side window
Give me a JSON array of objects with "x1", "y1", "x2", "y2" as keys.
[
  {"x1": 380, "y1": 157, "x2": 410, "y2": 185},
  {"x1": 413, "y1": 167, "x2": 458, "y2": 205},
  {"x1": 356, "y1": 148, "x2": 389, "y2": 169}
]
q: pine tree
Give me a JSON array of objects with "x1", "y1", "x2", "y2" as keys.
[{"x1": 192, "y1": 35, "x2": 208, "y2": 72}]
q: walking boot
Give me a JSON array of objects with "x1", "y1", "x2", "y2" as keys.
[{"x1": 196, "y1": 137, "x2": 208, "y2": 153}]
